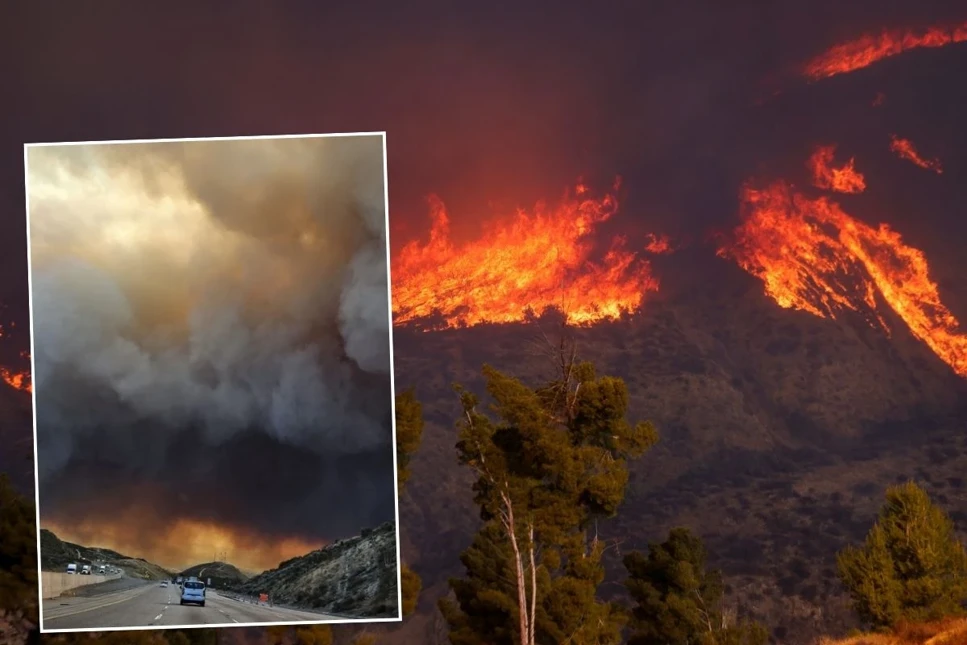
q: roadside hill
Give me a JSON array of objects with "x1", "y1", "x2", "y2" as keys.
[
  {"x1": 39, "y1": 528, "x2": 171, "y2": 580},
  {"x1": 236, "y1": 521, "x2": 398, "y2": 619},
  {"x1": 179, "y1": 561, "x2": 248, "y2": 589}
]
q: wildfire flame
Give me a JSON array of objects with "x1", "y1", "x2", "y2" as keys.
[
  {"x1": 804, "y1": 20, "x2": 967, "y2": 81},
  {"x1": 889, "y1": 134, "x2": 943, "y2": 174},
  {"x1": 719, "y1": 181, "x2": 967, "y2": 377},
  {"x1": 0, "y1": 324, "x2": 31, "y2": 393},
  {"x1": 808, "y1": 145, "x2": 867, "y2": 194},
  {"x1": 644, "y1": 233, "x2": 674, "y2": 254},
  {"x1": 1, "y1": 367, "x2": 31, "y2": 393},
  {"x1": 391, "y1": 179, "x2": 660, "y2": 329}
]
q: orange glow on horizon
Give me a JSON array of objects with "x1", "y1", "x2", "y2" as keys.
[{"x1": 43, "y1": 517, "x2": 327, "y2": 574}]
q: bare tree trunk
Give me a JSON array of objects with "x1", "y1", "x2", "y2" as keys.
[
  {"x1": 500, "y1": 490, "x2": 530, "y2": 645},
  {"x1": 694, "y1": 590, "x2": 715, "y2": 634},
  {"x1": 528, "y1": 522, "x2": 537, "y2": 645}
]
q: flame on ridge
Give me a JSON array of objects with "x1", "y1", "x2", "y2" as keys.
[
  {"x1": 719, "y1": 181, "x2": 967, "y2": 377},
  {"x1": 390, "y1": 179, "x2": 660, "y2": 329},
  {"x1": 804, "y1": 20, "x2": 967, "y2": 81}
]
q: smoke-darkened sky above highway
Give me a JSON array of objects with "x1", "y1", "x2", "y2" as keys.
[{"x1": 28, "y1": 135, "x2": 396, "y2": 572}]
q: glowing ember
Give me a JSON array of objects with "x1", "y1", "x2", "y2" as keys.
[
  {"x1": 873, "y1": 92, "x2": 886, "y2": 107},
  {"x1": 889, "y1": 134, "x2": 943, "y2": 174},
  {"x1": 804, "y1": 20, "x2": 967, "y2": 81},
  {"x1": 808, "y1": 145, "x2": 867, "y2": 194},
  {"x1": 391, "y1": 179, "x2": 659, "y2": 328},
  {"x1": 719, "y1": 181, "x2": 967, "y2": 377}
]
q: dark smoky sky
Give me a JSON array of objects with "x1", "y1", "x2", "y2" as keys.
[{"x1": 1, "y1": 0, "x2": 967, "y2": 556}]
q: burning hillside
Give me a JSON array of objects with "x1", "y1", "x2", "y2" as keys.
[
  {"x1": 890, "y1": 135, "x2": 944, "y2": 174},
  {"x1": 718, "y1": 181, "x2": 967, "y2": 378},
  {"x1": 804, "y1": 19, "x2": 967, "y2": 81},
  {"x1": 808, "y1": 146, "x2": 866, "y2": 194},
  {"x1": 390, "y1": 179, "x2": 661, "y2": 329}
]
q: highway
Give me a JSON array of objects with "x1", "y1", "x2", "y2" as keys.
[{"x1": 42, "y1": 578, "x2": 342, "y2": 631}]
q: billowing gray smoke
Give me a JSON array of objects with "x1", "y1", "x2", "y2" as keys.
[{"x1": 28, "y1": 135, "x2": 396, "y2": 545}]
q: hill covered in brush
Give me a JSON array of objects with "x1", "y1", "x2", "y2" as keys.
[
  {"x1": 236, "y1": 521, "x2": 399, "y2": 619},
  {"x1": 385, "y1": 251, "x2": 967, "y2": 645},
  {"x1": 178, "y1": 561, "x2": 248, "y2": 588}
]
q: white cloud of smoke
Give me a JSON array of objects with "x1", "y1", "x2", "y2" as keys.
[{"x1": 27, "y1": 135, "x2": 393, "y2": 484}]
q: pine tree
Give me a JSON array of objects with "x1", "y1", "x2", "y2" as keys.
[
  {"x1": 439, "y1": 347, "x2": 659, "y2": 645},
  {"x1": 837, "y1": 480, "x2": 967, "y2": 629},
  {"x1": 624, "y1": 528, "x2": 768, "y2": 645},
  {"x1": 395, "y1": 388, "x2": 425, "y2": 618}
]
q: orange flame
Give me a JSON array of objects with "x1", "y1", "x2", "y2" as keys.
[
  {"x1": 719, "y1": 182, "x2": 967, "y2": 377},
  {"x1": 391, "y1": 179, "x2": 659, "y2": 329},
  {"x1": 889, "y1": 135, "x2": 943, "y2": 174},
  {"x1": 0, "y1": 324, "x2": 31, "y2": 393},
  {"x1": 808, "y1": 145, "x2": 867, "y2": 194},
  {"x1": 644, "y1": 233, "x2": 674, "y2": 254},
  {"x1": 1, "y1": 367, "x2": 32, "y2": 393},
  {"x1": 804, "y1": 20, "x2": 967, "y2": 81}
]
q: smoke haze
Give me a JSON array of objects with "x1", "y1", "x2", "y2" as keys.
[{"x1": 27, "y1": 135, "x2": 397, "y2": 571}]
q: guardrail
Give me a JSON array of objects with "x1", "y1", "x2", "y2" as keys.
[
  {"x1": 40, "y1": 572, "x2": 121, "y2": 599},
  {"x1": 218, "y1": 590, "x2": 364, "y2": 620}
]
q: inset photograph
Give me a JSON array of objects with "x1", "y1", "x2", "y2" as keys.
[{"x1": 25, "y1": 133, "x2": 401, "y2": 633}]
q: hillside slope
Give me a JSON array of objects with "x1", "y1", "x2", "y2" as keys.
[
  {"x1": 39, "y1": 528, "x2": 171, "y2": 580},
  {"x1": 0, "y1": 383, "x2": 33, "y2": 495},
  {"x1": 179, "y1": 561, "x2": 248, "y2": 588},
  {"x1": 386, "y1": 254, "x2": 967, "y2": 645},
  {"x1": 237, "y1": 521, "x2": 399, "y2": 619}
]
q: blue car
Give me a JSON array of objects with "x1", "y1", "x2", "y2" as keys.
[{"x1": 180, "y1": 580, "x2": 206, "y2": 607}]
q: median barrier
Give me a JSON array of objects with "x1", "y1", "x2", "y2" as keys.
[{"x1": 41, "y1": 572, "x2": 118, "y2": 599}]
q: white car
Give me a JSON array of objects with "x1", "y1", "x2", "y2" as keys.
[
  {"x1": 66, "y1": 563, "x2": 77, "y2": 574},
  {"x1": 180, "y1": 580, "x2": 206, "y2": 607}
]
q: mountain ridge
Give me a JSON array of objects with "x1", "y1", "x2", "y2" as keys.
[{"x1": 385, "y1": 257, "x2": 967, "y2": 645}]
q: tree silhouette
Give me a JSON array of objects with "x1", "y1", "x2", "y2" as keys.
[
  {"x1": 395, "y1": 388, "x2": 426, "y2": 618},
  {"x1": 837, "y1": 481, "x2": 967, "y2": 628},
  {"x1": 624, "y1": 527, "x2": 768, "y2": 645},
  {"x1": 440, "y1": 348, "x2": 658, "y2": 645}
]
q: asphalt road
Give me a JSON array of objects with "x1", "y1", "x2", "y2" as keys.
[{"x1": 42, "y1": 580, "x2": 342, "y2": 630}]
